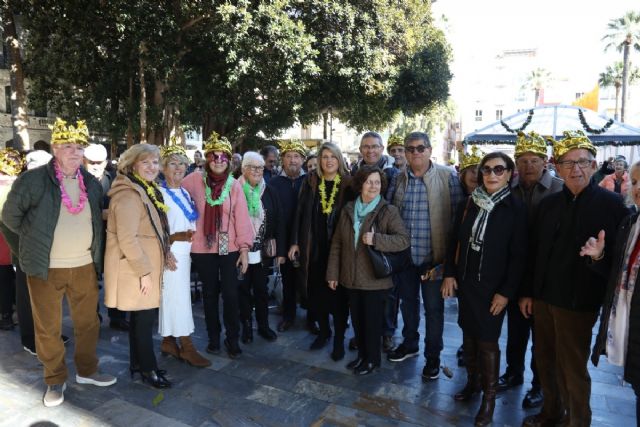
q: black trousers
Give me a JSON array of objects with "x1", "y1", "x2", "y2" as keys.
[
  {"x1": 192, "y1": 252, "x2": 240, "y2": 344},
  {"x1": 308, "y1": 275, "x2": 350, "y2": 341},
  {"x1": 280, "y1": 260, "x2": 298, "y2": 322},
  {"x1": 129, "y1": 309, "x2": 158, "y2": 372},
  {"x1": 348, "y1": 288, "x2": 386, "y2": 366},
  {"x1": 505, "y1": 298, "x2": 539, "y2": 386},
  {"x1": 239, "y1": 262, "x2": 270, "y2": 329},
  {"x1": 108, "y1": 308, "x2": 127, "y2": 321},
  {"x1": 15, "y1": 264, "x2": 35, "y2": 348},
  {"x1": 0, "y1": 265, "x2": 15, "y2": 316}
]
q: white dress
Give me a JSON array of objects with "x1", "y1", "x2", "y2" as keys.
[{"x1": 158, "y1": 186, "x2": 196, "y2": 337}]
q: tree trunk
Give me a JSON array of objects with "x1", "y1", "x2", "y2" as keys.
[
  {"x1": 621, "y1": 41, "x2": 630, "y2": 123},
  {"x1": 322, "y1": 111, "x2": 328, "y2": 140},
  {"x1": 533, "y1": 88, "x2": 540, "y2": 108},
  {"x1": 614, "y1": 85, "x2": 620, "y2": 121},
  {"x1": 2, "y1": 9, "x2": 29, "y2": 151},
  {"x1": 126, "y1": 76, "x2": 134, "y2": 148},
  {"x1": 139, "y1": 42, "x2": 148, "y2": 143}
]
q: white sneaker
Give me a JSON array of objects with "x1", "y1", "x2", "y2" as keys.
[
  {"x1": 43, "y1": 383, "x2": 66, "y2": 407},
  {"x1": 76, "y1": 372, "x2": 117, "y2": 386}
]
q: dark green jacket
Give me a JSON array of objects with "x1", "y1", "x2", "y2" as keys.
[{"x1": 0, "y1": 159, "x2": 104, "y2": 280}]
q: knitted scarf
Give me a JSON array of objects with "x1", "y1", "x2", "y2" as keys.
[
  {"x1": 469, "y1": 185, "x2": 510, "y2": 251},
  {"x1": 353, "y1": 195, "x2": 380, "y2": 247}
]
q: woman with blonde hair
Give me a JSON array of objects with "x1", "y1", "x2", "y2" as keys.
[{"x1": 105, "y1": 144, "x2": 171, "y2": 388}]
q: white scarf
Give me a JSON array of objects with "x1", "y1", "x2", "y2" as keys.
[{"x1": 469, "y1": 185, "x2": 510, "y2": 251}]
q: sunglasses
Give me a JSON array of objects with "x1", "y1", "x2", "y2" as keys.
[
  {"x1": 405, "y1": 145, "x2": 429, "y2": 154},
  {"x1": 480, "y1": 165, "x2": 508, "y2": 176},
  {"x1": 206, "y1": 153, "x2": 229, "y2": 163}
]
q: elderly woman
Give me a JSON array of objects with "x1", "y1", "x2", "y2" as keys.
[
  {"x1": 157, "y1": 145, "x2": 210, "y2": 368},
  {"x1": 600, "y1": 157, "x2": 630, "y2": 195},
  {"x1": 442, "y1": 152, "x2": 527, "y2": 426},
  {"x1": 104, "y1": 144, "x2": 171, "y2": 388},
  {"x1": 327, "y1": 166, "x2": 410, "y2": 375},
  {"x1": 182, "y1": 132, "x2": 253, "y2": 359},
  {"x1": 290, "y1": 142, "x2": 354, "y2": 357},
  {"x1": 589, "y1": 160, "x2": 640, "y2": 426},
  {"x1": 237, "y1": 152, "x2": 286, "y2": 343}
]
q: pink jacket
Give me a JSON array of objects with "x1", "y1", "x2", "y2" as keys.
[
  {"x1": 599, "y1": 171, "x2": 630, "y2": 196},
  {"x1": 182, "y1": 171, "x2": 254, "y2": 254}
]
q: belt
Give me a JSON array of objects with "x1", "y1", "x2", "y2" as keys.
[{"x1": 169, "y1": 230, "x2": 193, "y2": 244}]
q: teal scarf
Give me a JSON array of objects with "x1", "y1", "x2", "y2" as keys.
[{"x1": 354, "y1": 195, "x2": 381, "y2": 246}]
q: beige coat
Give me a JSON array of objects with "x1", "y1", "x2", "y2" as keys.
[{"x1": 104, "y1": 175, "x2": 165, "y2": 311}]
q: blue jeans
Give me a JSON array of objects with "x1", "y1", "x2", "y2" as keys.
[{"x1": 398, "y1": 264, "x2": 444, "y2": 359}]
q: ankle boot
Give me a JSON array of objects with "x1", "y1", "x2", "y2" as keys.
[
  {"x1": 474, "y1": 342, "x2": 500, "y2": 426},
  {"x1": 179, "y1": 336, "x2": 212, "y2": 368},
  {"x1": 241, "y1": 319, "x2": 253, "y2": 344},
  {"x1": 454, "y1": 335, "x2": 481, "y2": 401},
  {"x1": 160, "y1": 336, "x2": 180, "y2": 359}
]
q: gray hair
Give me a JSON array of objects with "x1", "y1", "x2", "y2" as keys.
[
  {"x1": 242, "y1": 151, "x2": 265, "y2": 168},
  {"x1": 360, "y1": 131, "x2": 383, "y2": 147},
  {"x1": 117, "y1": 144, "x2": 160, "y2": 175}
]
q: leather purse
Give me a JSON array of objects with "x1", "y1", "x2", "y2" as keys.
[{"x1": 366, "y1": 206, "x2": 411, "y2": 279}]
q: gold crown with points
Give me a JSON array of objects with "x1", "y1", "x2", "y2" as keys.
[
  {"x1": 387, "y1": 135, "x2": 404, "y2": 148},
  {"x1": 550, "y1": 130, "x2": 596, "y2": 160},
  {"x1": 49, "y1": 118, "x2": 90, "y2": 146},
  {"x1": 278, "y1": 139, "x2": 307, "y2": 157},
  {"x1": 459, "y1": 145, "x2": 484, "y2": 171},
  {"x1": 203, "y1": 131, "x2": 232, "y2": 156},
  {"x1": 515, "y1": 131, "x2": 548, "y2": 159},
  {"x1": 160, "y1": 144, "x2": 187, "y2": 159},
  {"x1": 0, "y1": 148, "x2": 25, "y2": 176}
]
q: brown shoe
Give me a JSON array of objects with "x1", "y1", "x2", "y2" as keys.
[
  {"x1": 522, "y1": 412, "x2": 563, "y2": 427},
  {"x1": 160, "y1": 336, "x2": 180, "y2": 359},
  {"x1": 179, "y1": 336, "x2": 212, "y2": 368},
  {"x1": 474, "y1": 342, "x2": 499, "y2": 427}
]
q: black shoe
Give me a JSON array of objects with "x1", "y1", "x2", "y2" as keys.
[
  {"x1": 522, "y1": 386, "x2": 543, "y2": 409},
  {"x1": 382, "y1": 336, "x2": 394, "y2": 353},
  {"x1": 354, "y1": 362, "x2": 378, "y2": 376},
  {"x1": 241, "y1": 320, "x2": 253, "y2": 344},
  {"x1": 497, "y1": 372, "x2": 524, "y2": 392},
  {"x1": 387, "y1": 344, "x2": 419, "y2": 362},
  {"x1": 457, "y1": 344, "x2": 465, "y2": 367},
  {"x1": 0, "y1": 314, "x2": 14, "y2": 330},
  {"x1": 277, "y1": 320, "x2": 294, "y2": 332},
  {"x1": 346, "y1": 357, "x2": 364, "y2": 370},
  {"x1": 421, "y1": 358, "x2": 440, "y2": 381},
  {"x1": 206, "y1": 342, "x2": 220, "y2": 355},
  {"x1": 348, "y1": 337, "x2": 358, "y2": 351},
  {"x1": 224, "y1": 338, "x2": 242, "y2": 359},
  {"x1": 330, "y1": 346, "x2": 345, "y2": 361},
  {"x1": 61, "y1": 335, "x2": 70, "y2": 344},
  {"x1": 310, "y1": 335, "x2": 330, "y2": 350},
  {"x1": 109, "y1": 319, "x2": 130, "y2": 331},
  {"x1": 257, "y1": 327, "x2": 277, "y2": 342},
  {"x1": 140, "y1": 370, "x2": 171, "y2": 389},
  {"x1": 306, "y1": 320, "x2": 320, "y2": 335}
]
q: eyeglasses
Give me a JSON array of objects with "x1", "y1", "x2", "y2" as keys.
[
  {"x1": 556, "y1": 159, "x2": 592, "y2": 170},
  {"x1": 364, "y1": 180, "x2": 381, "y2": 187},
  {"x1": 480, "y1": 165, "x2": 508, "y2": 176},
  {"x1": 246, "y1": 165, "x2": 264, "y2": 172},
  {"x1": 361, "y1": 144, "x2": 382, "y2": 151},
  {"x1": 206, "y1": 153, "x2": 229, "y2": 164},
  {"x1": 405, "y1": 145, "x2": 429, "y2": 154}
]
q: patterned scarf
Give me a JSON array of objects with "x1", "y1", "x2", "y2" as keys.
[
  {"x1": 353, "y1": 195, "x2": 380, "y2": 247},
  {"x1": 204, "y1": 171, "x2": 229, "y2": 248},
  {"x1": 607, "y1": 215, "x2": 640, "y2": 366},
  {"x1": 469, "y1": 185, "x2": 510, "y2": 251}
]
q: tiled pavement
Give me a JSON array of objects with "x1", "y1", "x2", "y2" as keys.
[{"x1": 0, "y1": 290, "x2": 636, "y2": 426}]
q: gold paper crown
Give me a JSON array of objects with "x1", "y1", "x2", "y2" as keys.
[
  {"x1": 160, "y1": 144, "x2": 187, "y2": 159},
  {"x1": 515, "y1": 131, "x2": 548, "y2": 159},
  {"x1": 49, "y1": 118, "x2": 90, "y2": 146},
  {"x1": 387, "y1": 135, "x2": 403, "y2": 148},
  {"x1": 278, "y1": 139, "x2": 307, "y2": 157},
  {"x1": 0, "y1": 148, "x2": 25, "y2": 176},
  {"x1": 203, "y1": 131, "x2": 232, "y2": 156},
  {"x1": 550, "y1": 130, "x2": 596, "y2": 160},
  {"x1": 459, "y1": 145, "x2": 484, "y2": 171}
]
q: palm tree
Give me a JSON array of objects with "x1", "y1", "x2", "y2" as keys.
[
  {"x1": 522, "y1": 68, "x2": 552, "y2": 107},
  {"x1": 602, "y1": 11, "x2": 640, "y2": 123},
  {"x1": 599, "y1": 61, "x2": 640, "y2": 120}
]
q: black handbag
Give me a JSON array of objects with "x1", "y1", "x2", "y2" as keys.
[{"x1": 366, "y1": 207, "x2": 412, "y2": 278}]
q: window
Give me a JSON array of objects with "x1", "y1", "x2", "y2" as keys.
[
  {"x1": 496, "y1": 110, "x2": 503, "y2": 120},
  {"x1": 5, "y1": 86, "x2": 11, "y2": 114},
  {"x1": 575, "y1": 92, "x2": 584, "y2": 99},
  {"x1": 0, "y1": 43, "x2": 7, "y2": 69},
  {"x1": 474, "y1": 110, "x2": 483, "y2": 121}
]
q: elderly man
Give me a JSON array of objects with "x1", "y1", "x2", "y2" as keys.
[
  {"x1": 351, "y1": 131, "x2": 397, "y2": 184},
  {"x1": 387, "y1": 135, "x2": 406, "y2": 172},
  {"x1": 496, "y1": 132, "x2": 563, "y2": 409},
  {"x1": 1, "y1": 118, "x2": 116, "y2": 407},
  {"x1": 387, "y1": 131, "x2": 464, "y2": 380},
  {"x1": 270, "y1": 140, "x2": 306, "y2": 332},
  {"x1": 260, "y1": 145, "x2": 280, "y2": 184},
  {"x1": 520, "y1": 131, "x2": 629, "y2": 427}
]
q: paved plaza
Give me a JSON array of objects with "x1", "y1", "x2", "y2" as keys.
[{"x1": 0, "y1": 287, "x2": 636, "y2": 427}]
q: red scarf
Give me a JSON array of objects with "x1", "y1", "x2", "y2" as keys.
[{"x1": 204, "y1": 171, "x2": 229, "y2": 248}]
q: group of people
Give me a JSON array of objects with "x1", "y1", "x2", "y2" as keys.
[{"x1": 0, "y1": 118, "x2": 637, "y2": 427}]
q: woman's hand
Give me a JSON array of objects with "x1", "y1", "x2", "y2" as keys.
[
  {"x1": 237, "y1": 251, "x2": 249, "y2": 274},
  {"x1": 328, "y1": 280, "x2": 338, "y2": 290},
  {"x1": 140, "y1": 274, "x2": 152, "y2": 296},
  {"x1": 165, "y1": 251, "x2": 178, "y2": 272},
  {"x1": 519, "y1": 297, "x2": 533, "y2": 319},
  {"x1": 276, "y1": 256, "x2": 286, "y2": 265},
  {"x1": 441, "y1": 277, "x2": 458, "y2": 298},
  {"x1": 580, "y1": 229, "x2": 605, "y2": 260},
  {"x1": 362, "y1": 232, "x2": 374, "y2": 246},
  {"x1": 490, "y1": 293, "x2": 508, "y2": 316},
  {"x1": 288, "y1": 244, "x2": 300, "y2": 261}
]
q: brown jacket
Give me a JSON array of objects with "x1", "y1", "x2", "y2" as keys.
[
  {"x1": 104, "y1": 175, "x2": 165, "y2": 311},
  {"x1": 326, "y1": 198, "x2": 409, "y2": 290}
]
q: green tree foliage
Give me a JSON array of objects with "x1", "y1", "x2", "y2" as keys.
[{"x1": 18, "y1": 0, "x2": 451, "y2": 145}]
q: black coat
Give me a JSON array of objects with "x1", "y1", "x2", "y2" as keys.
[
  {"x1": 525, "y1": 182, "x2": 629, "y2": 312},
  {"x1": 444, "y1": 192, "x2": 528, "y2": 341},
  {"x1": 592, "y1": 213, "x2": 640, "y2": 386},
  {"x1": 268, "y1": 173, "x2": 305, "y2": 247},
  {"x1": 260, "y1": 184, "x2": 287, "y2": 259}
]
